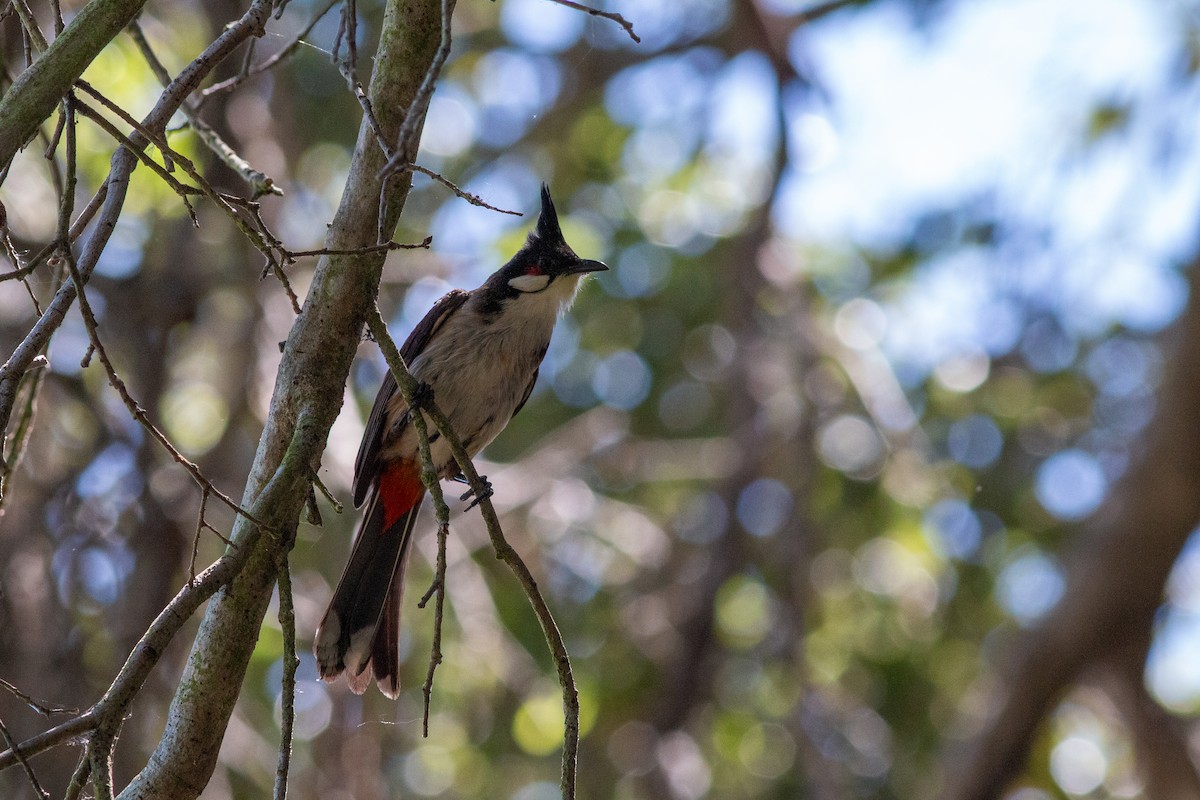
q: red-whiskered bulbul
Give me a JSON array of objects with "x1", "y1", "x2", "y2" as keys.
[{"x1": 314, "y1": 184, "x2": 607, "y2": 697}]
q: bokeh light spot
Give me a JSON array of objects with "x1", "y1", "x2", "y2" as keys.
[
  {"x1": 818, "y1": 415, "x2": 884, "y2": 478},
  {"x1": 1146, "y1": 607, "x2": 1200, "y2": 711},
  {"x1": 1021, "y1": 319, "x2": 1077, "y2": 373},
  {"x1": 656, "y1": 731, "x2": 712, "y2": 800},
  {"x1": 421, "y1": 91, "x2": 478, "y2": 157},
  {"x1": 738, "y1": 722, "x2": 797, "y2": 779},
  {"x1": 615, "y1": 243, "x2": 672, "y2": 297},
  {"x1": 513, "y1": 693, "x2": 565, "y2": 756},
  {"x1": 674, "y1": 491, "x2": 729, "y2": 544},
  {"x1": 934, "y1": 347, "x2": 991, "y2": 392},
  {"x1": 500, "y1": 0, "x2": 585, "y2": 52},
  {"x1": 658, "y1": 380, "x2": 714, "y2": 431},
  {"x1": 997, "y1": 549, "x2": 1064, "y2": 625},
  {"x1": 1049, "y1": 736, "x2": 1107, "y2": 796},
  {"x1": 162, "y1": 382, "x2": 229, "y2": 456},
  {"x1": 404, "y1": 744, "x2": 457, "y2": 796},
  {"x1": 834, "y1": 298, "x2": 887, "y2": 350},
  {"x1": 923, "y1": 499, "x2": 982, "y2": 560},
  {"x1": 735, "y1": 478, "x2": 793, "y2": 538},
  {"x1": 716, "y1": 575, "x2": 774, "y2": 649},
  {"x1": 1035, "y1": 449, "x2": 1107, "y2": 520},
  {"x1": 947, "y1": 414, "x2": 1003, "y2": 469},
  {"x1": 592, "y1": 350, "x2": 651, "y2": 410}
]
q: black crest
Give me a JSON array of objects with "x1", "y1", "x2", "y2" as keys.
[{"x1": 535, "y1": 183, "x2": 565, "y2": 245}]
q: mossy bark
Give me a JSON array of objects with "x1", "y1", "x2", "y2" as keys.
[{"x1": 0, "y1": 0, "x2": 150, "y2": 168}]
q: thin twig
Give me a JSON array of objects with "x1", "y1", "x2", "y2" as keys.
[
  {"x1": 0, "y1": 449, "x2": 298, "y2": 775},
  {"x1": 333, "y1": 0, "x2": 361, "y2": 92},
  {"x1": 273, "y1": 554, "x2": 299, "y2": 800},
  {"x1": 375, "y1": 0, "x2": 458, "y2": 240},
  {"x1": 73, "y1": 81, "x2": 296, "y2": 286},
  {"x1": 62, "y1": 751, "x2": 91, "y2": 800},
  {"x1": 363, "y1": 306, "x2": 453, "y2": 732},
  {"x1": 71, "y1": 96, "x2": 201, "y2": 223},
  {"x1": 0, "y1": 712, "x2": 96, "y2": 772},
  {"x1": 128, "y1": 21, "x2": 284, "y2": 198},
  {"x1": 0, "y1": 181, "x2": 110, "y2": 285},
  {"x1": 9, "y1": 0, "x2": 48, "y2": 52},
  {"x1": 189, "y1": 487, "x2": 235, "y2": 584},
  {"x1": 309, "y1": 470, "x2": 344, "y2": 513},
  {"x1": 0, "y1": 364, "x2": 43, "y2": 512},
  {"x1": 284, "y1": 236, "x2": 433, "y2": 259},
  {"x1": 0, "y1": 0, "x2": 275, "y2": 448},
  {"x1": 410, "y1": 165, "x2": 522, "y2": 216},
  {"x1": 0, "y1": 202, "x2": 44, "y2": 315},
  {"x1": 199, "y1": 0, "x2": 340, "y2": 104},
  {"x1": 544, "y1": 0, "x2": 640, "y2": 43},
  {"x1": 0, "y1": 715, "x2": 48, "y2": 799},
  {"x1": 0, "y1": 677, "x2": 76, "y2": 717},
  {"x1": 407, "y1": 366, "x2": 452, "y2": 736},
  {"x1": 418, "y1": 515, "x2": 450, "y2": 737}
]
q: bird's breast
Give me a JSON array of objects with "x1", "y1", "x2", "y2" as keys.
[{"x1": 382, "y1": 305, "x2": 555, "y2": 471}]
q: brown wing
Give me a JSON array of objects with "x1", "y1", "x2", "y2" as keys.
[
  {"x1": 511, "y1": 367, "x2": 540, "y2": 420},
  {"x1": 352, "y1": 289, "x2": 471, "y2": 506}
]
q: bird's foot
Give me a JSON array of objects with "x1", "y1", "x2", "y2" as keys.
[
  {"x1": 409, "y1": 380, "x2": 434, "y2": 410},
  {"x1": 458, "y1": 475, "x2": 493, "y2": 511}
]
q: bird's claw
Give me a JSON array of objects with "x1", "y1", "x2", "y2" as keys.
[
  {"x1": 410, "y1": 381, "x2": 434, "y2": 410},
  {"x1": 459, "y1": 475, "x2": 493, "y2": 511}
]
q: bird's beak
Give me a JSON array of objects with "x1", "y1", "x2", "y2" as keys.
[{"x1": 568, "y1": 259, "x2": 608, "y2": 275}]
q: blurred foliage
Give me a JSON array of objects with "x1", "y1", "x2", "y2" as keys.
[{"x1": 3, "y1": 0, "x2": 1200, "y2": 798}]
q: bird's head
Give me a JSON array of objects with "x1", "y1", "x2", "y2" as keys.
[{"x1": 487, "y1": 185, "x2": 607, "y2": 310}]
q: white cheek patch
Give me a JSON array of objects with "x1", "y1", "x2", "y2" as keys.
[{"x1": 508, "y1": 273, "x2": 551, "y2": 293}]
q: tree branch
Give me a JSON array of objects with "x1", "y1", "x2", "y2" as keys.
[
  {"x1": 114, "y1": 0, "x2": 452, "y2": 796},
  {"x1": 0, "y1": 0, "x2": 150, "y2": 169},
  {"x1": 543, "y1": 0, "x2": 640, "y2": 43}
]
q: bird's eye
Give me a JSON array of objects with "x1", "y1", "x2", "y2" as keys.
[{"x1": 525, "y1": 264, "x2": 542, "y2": 275}]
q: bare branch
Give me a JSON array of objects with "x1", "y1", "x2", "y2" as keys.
[
  {"x1": 418, "y1": 512, "x2": 451, "y2": 737},
  {"x1": 332, "y1": 0, "x2": 362, "y2": 92},
  {"x1": 273, "y1": 555, "x2": 299, "y2": 800},
  {"x1": 0, "y1": 677, "x2": 75, "y2": 717},
  {"x1": 127, "y1": 21, "x2": 284, "y2": 198},
  {"x1": 199, "y1": 0, "x2": 341, "y2": 104},
  {"x1": 0, "y1": 181, "x2": 110, "y2": 285},
  {"x1": 9, "y1": 0, "x2": 48, "y2": 53},
  {"x1": 544, "y1": 0, "x2": 640, "y2": 43},
  {"x1": 284, "y1": 235, "x2": 432, "y2": 259},
  {"x1": 63, "y1": 752, "x2": 91, "y2": 800},
  {"x1": 0, "y1": 446, "x2": 299, "y2": 775},
  {"x1": 0, "y1": 715, "x2": 49, "y2": 799},
  {"x1": 0, "y1": 0, "x2": 152, "y2": 169},
  {"x1": 0, "y1": 711, "x2": 96, "y2": 772},
  {"x1": 409, "y1": 165, "x2": 522, "y2": 215}
]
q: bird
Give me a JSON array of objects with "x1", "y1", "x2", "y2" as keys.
[{"x1": 314, "y1": 184, "x2": 607, "y2": 697}]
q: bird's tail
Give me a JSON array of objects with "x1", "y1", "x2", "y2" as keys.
[{"x1": 314, "y1": 486, "x2": 424, "y2": 698}]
